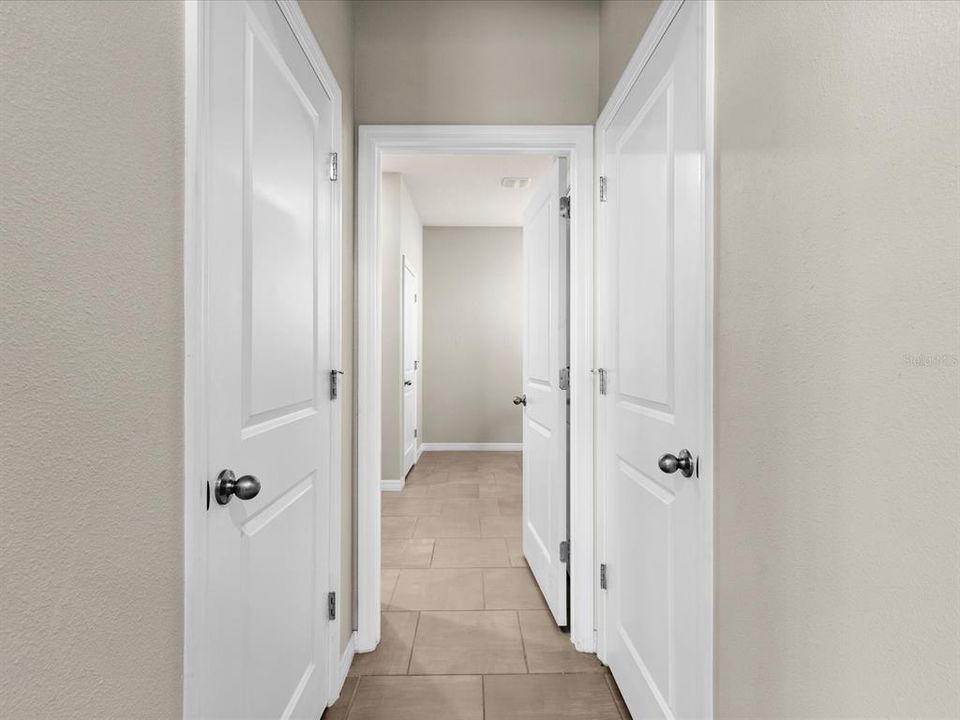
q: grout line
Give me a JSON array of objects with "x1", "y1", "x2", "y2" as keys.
[
  {"x1": 517, "y1": 610, "x2": 530, "y2": 674},
  {"x1": 481, "y1": 674, "x2": 486, "y2": 720},
  {"x1": 342, "y1": 675, "x2": 361, "y2": 720},
  {"x1": 405, "y1": 611, "x2": 421, "y2": 675}
]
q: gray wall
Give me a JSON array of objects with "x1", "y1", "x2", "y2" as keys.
[
  {"x1": 0, "y1": 2, "x2": 184, "y2": 716},
  {"x1": 422, "y1": 227, "x2": 523, "y2": 445},
  {"x1": 598, "y1": 0, "x2": 659, "y2": 110},
  {"x1": 381, "y1": 174, "x2": 423, "y2": 480},
  {"x1": 354, "y1": 0, "x2": 600, "y2": 124},
  {"x1": 714, "y1": 1, "x2": 960, "y2": 716}
]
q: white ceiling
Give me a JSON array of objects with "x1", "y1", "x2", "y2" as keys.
[{"x1": 381, "y1": 153, "x2": 555, "y2": 226}]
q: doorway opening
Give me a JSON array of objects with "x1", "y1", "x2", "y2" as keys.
[{"x1": 355, "y1": 127, "x2": 596, "y2": 660}]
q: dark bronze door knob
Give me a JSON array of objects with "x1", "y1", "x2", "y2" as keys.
[
  {"x1": 215, "y1": 469, "x2": 262, "y2": 505},
  {"x1": 658, "y1": 449, "x2": 694, "y2": 478}
]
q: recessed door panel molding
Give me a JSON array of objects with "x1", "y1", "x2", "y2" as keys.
[
  {"x1": 597, "y1": 1, "x2": 714, "y2": 718},
  {"x1": 184, "y1": 1, "x2": 344, "y2": 717}
]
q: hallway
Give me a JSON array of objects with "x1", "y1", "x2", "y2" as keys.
[{"x1": 326, "y1": 451, "x2": 629, "y2": 719}]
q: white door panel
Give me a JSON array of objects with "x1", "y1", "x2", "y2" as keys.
[
  {"x1": 521, "y1": 159, "x2": 569, "y2": 626},
  {"x1": 403, "y1": 260, "x2": 418, "y2": 475},
  {"x1": 601, "y1": 2, "x2": 709, "y2": 718},
  {"x1": 203, "y1": 2, "x2": 335, "y2": 718}
]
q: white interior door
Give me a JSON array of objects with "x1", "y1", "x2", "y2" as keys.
[
  {"x1": 521, "y1": 158, "x2": 569, "y2": 626},
  {"x1": 202, "y1": 2, "x2": 337, "y2": 718},
  {"x1": 402, "y1": 259, "x2": 418, "y2": 475},
  {"x1": 600, "y1": 2, "x2": 710, "y2": 718}
]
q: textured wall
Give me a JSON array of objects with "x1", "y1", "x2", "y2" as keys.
[
  {"x1": 0, "y1": 2, "x2": 185, "y2": 717},
  {"x1": 422, "y1": 227, "x2": 523, "y2": 444},
  {"x1": 355, "y1": 0, "x2": 599, "y2": 124},
  {"x1": 715, "y1": 2, "x2": 960, "y2": 716},
  {"x1": 598, "y1": 0, "x2": 659, "y2": 110},
  {"x1": 298, "y1": 0, "x2": 356, "y2": 656}
]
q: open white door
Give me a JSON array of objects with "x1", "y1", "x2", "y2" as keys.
[
  {"x1": 599, "y1": 1, "x2": 711, "y2": 717},
  {"x1": 402, "y1": 259, "x2": 418, "y2": 475},
  {"x1": 199, "y1": 1, "x2": 338, "y2": 717},
  {"x1": 520, "y1": 158, "x2": 569, "y2": 626}
]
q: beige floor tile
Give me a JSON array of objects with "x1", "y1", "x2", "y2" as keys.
[
  {"x1": 409, "y1": 611, "x2": 527, "y2": 675},
  {"x1": 431, "y1": 538, "x2": 511, "y2": 568},
  {"x1": 442, "y1": 498, "x2": 501, "y2": 517},
  {"x1": 497, "y1": 495, "x2": 522, "y2": 516},
  {"x1": 478, "y1": 482, "x2": 522, "y2": 499},
  {"x1": 349, "y1": 612, "x2": 419, "y2": 676},
  {"x1": 518, "y1": 610, "x2": 606, "y2": 673},
  {"x1": 483, "y1": 567, "x2": 547, "y2": 609},
  {"x1": 382, "y1": 496, "x2": 443, "y2": 517},
  {"x1": 413, "y1": 513, "x2": 482, "y2": 538},
  {"x1": 605, "y1": 673, "x2": 633, "y2": 719},
  {"x1": 483, "y1": 674, "x2": 622, "y2": 720},
  {"x1": 382, "y1": 538, "x2": 435, "y2": 569},
  {"x1": 323, "y1": 675, "x2": 358, "y2": 720},
  {"x1": 347, "y1": 675, "x2": 483, "y2": 720},
  {"x1": 390, "y1": 569, "x2": 484, "y2": 610},
  {"x1": 481, "y1": 515, "x2": 522, "y2": 538},
  {"x1": 381, "y1": 569, "x2": 400, "y2": 609},
  {"x1": 382, "y1": 516, "x2": 417, "y2": 539},
  {"x1": 426, "y1": 483, "x2": 480, "y2": 498},
  {"x1": 395, "y1": 483, "x2": 430, "y2": 497},
  {"x1": 505, "y1": 538, "x2": 527, "y2": 567}
]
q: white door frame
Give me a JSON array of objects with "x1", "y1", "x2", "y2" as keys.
[
  {"x1": 357, "y1": 125, "x2": 596, "y2": 653},
  {"x1": 594, "y1": 0, "x2": 715, "y2": 708},
  {"x1": 182, "y1": 1, "x2": 345, "y2": 716}
]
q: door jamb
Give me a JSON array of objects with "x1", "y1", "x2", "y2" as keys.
[
  {"x1": 182, "y1": 1, "x2": 346, "y2": 716},
  {"x1": 594, "y1": 0, "x2": 715, "y2": 711},
  {"x1": 356, "y1": 125, "x2": 596, "y2": 653}
]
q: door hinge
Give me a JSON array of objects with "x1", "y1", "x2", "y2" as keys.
[
  {"x1": 600, "y1": 563, "x2": 608, "y2": 590},
  {"x1": 558, "y1": 366, "x2": 570, "y2": 391},
  {"x1": 594, "y1": 368, "x2": 608, "y2": 395},
  {"x1": 559, "y1": 540, "x2": 569, "y2": 564},
  {"x1": 559, "y1": 194, "x2": 571, "y2": 219},
  {"x1": 328, "y1": 591, "x2": 336, "y2": 620},
  {"x1": 328, "y1": 152, "x2": 339, "y2": 182},
  {"x1": 414, "y1": 359, "x2": 419, "y2": 370},
  {"x1": 414, "y1": 428, "x2": 418, "y2": 438},
  {"x1": 330, "y1": 369, "x2": 344, "y2": 400},
  {"x1": 599, "y1": 176, "x2": 608, "y2": 202}
]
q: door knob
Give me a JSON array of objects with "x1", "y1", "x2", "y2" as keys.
[
  {"x1": 513, "y1": 394, "x2": 527, "y2": 406},
  {"x1": 215, "y1": 469, "x2": 261, "y2": 505},
  {"x1": 404, "y1": 380, "x2": 413, "y2": 386},
  {"x1": 657, "y1": 449, "x2": 695, "y2": 478}
]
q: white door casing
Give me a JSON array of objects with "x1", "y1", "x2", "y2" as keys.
[
  {"x1": 521, "y1": 159, "x2": 570, "y2": 626},
  {"x1": 597, "y1": 1, "x2": 714, "y2": 718},
  {"x1": 184, "y1": 1, "x2": 343, "y2": 717},
  {"x1": 402, "y1": 258, "x2": 418, "y2": 475}
]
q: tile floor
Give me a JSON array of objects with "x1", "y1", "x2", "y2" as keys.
[{"x1": 325, "y1": 451, "x2": 632, "y2": 720}]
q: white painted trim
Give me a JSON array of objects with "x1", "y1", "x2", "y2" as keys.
[
  {"x1": 357, "y1": 125, "x2": 596, "y2": 655},
  {"x1": 381, "y1": 478, "x2": 405, "y2": 491},
  {"x1": 183, "y1": 1, "x2": 344, "y2": 714},
  {"x1": 329, "y1": 631, "x2": 356, "y2": 707},
  {"x1": 420, "y1": 443, "x2": 522, "y2": 452},
  {"x1": 594, "y1": 1, "x2": 715, "y2": 714},
  {"x1": 416, "y1": 443, "x2": 424, "y2": 462}
]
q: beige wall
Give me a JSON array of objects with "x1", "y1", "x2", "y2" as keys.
[
  {"x1": 0, "y1": 2, "x2": 184, "y2": 717},
  {"x1": 381, "y1": 174, "x2": 423, "y2": 480},
  {"x1": 598, "y1": 0, "x2": 659, "y2": 110},
  {"x1": 714, "y1": 1, "x2": 960, "y2": 716},
  {"x1": 298, "y1": 0, "x2": 356, "y2": 656},
  {"x1": 422, "y1": 227, "x2": 523, "y2": 444},
  {"x1": 354, "y1": 0, "x2": 600, "y2": 124}
]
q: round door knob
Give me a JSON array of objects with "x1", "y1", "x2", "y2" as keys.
[
  {"x1": 658, "y1": 449, "x2": 695, "y2": 478},
  {"x1": 404, "y1": 380, "x2": 413, "y2": 386},
  {"x1": 215, "y1": 469, "x2": 262, "y2": 505},
  {"x1": 513, "y1": 394, "x2": 527, "y2": 406}
]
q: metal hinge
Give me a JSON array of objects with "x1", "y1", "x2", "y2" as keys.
[
  {"x1": 414, "y1": 359, "x2": 419, "y2": 370},
  {"x1": 599, "y1": 176, "x2": 608, "y2": 202},
  {"x1": 328, "y1": 591, "x2": 336, "y2": 620},
  {"x1": 559, "y1": 540, "x2": 569, "y2": 563},
  {"x1": 594, "y1": 368, "x2": 608, "y2": 395},
  {"x1": 559, "y1": 194, "x2": 571, "y2": 219},
  {"x1": 558, "y1": 366, "x2": 570, "y2": 391},
  {"x1": 330, "y1": 369, "x2": 344, "y2": 400},
  {"x1": 328, "y1": 152, "x2": 339, "y2": 182},
  {"x1": 414, "y1": 428, "x2": 418, "y2": 438},
  {"x1": 600, "y1": 563, "x2": 608, "y2": 590}
]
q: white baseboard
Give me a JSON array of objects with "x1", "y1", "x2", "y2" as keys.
[
  {"x1": 419, "y1": 442, "x2": 522, "y2": 452},
  {"x1": 330, "y1": 631, "x2": 356, "y2": 706},
  {"x1": 416, "y1": 443, "x2": 424, "y2": 462},
  {"x1": 381, "y1": 478, "x2": 405, "y2": 491}
]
